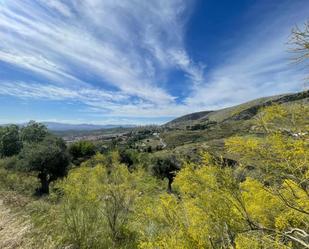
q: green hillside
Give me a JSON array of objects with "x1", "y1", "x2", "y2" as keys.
[
  {"x1": 157, "y1": 90, "x2": 309, "y2": 160},
  {"x1": 165, "y1": 90, "x2": 309, "y2": 129}
]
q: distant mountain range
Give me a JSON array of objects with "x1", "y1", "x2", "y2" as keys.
[
  {"x1": 42, "y1": 122, "x2": 137, "y2": 131},
  {"x1": 0, "y1": 122, "x2": 136, "y2": 131}
]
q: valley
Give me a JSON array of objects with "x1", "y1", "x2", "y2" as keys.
[{"x1": 0, "y1": 90, "x2": 308, "y2": 248}]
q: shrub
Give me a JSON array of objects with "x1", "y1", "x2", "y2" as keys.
[
  {"x1": 0, "y1": 162, "x2": 39, "y2": 195},
  {"x1": 69, "y1": 141, "x2": 96, "y2": 165}
]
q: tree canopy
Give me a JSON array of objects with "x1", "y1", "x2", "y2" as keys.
[
  {"x1": 20, "y1": 134, "x2": 69, "y2": 194},
  {"x1": 21, "y1": 120, "x2": 48, "y2": 143},
  {"x1": 0, "y1": 125, "x2": 22, "y2": 158}
]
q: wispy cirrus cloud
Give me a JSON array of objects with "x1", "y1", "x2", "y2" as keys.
[
  {"x1": 0, "y1": 81, "x2": 193, "y2": 118},
  {"x1": 0, "y1": 0, "x2": 199, "y2": 107},
  {"x1": 44, "y1": 0, "x2": 73, "y2": 17},
  {"x1": 186, "y1": 1, "x2": 309, "y2": 110},
  {"x1": 0, "y1": 82, "x2": 125, "y2": 102}
]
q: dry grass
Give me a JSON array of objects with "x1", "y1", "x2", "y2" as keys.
[
  {"x1": 0, "y1": 198, "x2": 31, "y2": 249},
  {"x1": 0, "y1": 192, "x2": 58, "y2": 249}
]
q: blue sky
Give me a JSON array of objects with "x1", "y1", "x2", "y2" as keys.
[{"x1": 0, "y1": 0, "x2": 308, "y2": 125}]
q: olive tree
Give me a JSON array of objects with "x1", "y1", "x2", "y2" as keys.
[
  {"x1": 151, "y1": 155, "x2": 180, "y2": 193},
  {"x1": 20, "y1": 135, "x2": 69, "y2": 194},
  {"x1": 21, "y1": 120, "x2": 48, "y2": 143}
]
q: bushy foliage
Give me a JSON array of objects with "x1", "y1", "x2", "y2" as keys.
[
  {"x1": 225, "y1": 103, "x2": 309, "y2": 248},
  {"x1": 0, "y1": 125, "x2": 22, "y2": 158},
  {"x1": 0, "y1": 161, "x2": 39, "y2": 194},
  {"x1": 38, "y1": 158, "x2": 164, "y2": 249},
  {"x1": 137, "y1": 160, "x2": 245, "y2": 248},
  {"x1": 136, "y1": 103, "x2": 308, "y2": 248},
  {"x1": 20, "y1": 121, "x2": 48, "y2": 143},
  {"x1": 137, "y1": 154, "x2": 307, "y2": 248},
  {"x1": 69, "y1": 140, "x2": 96, "y2": 165},
  {"x1": 253, "y1": 103, "x2": 309, "y2": 134},
  {"x1": 119, "y1": 149, "x2": 140, "y2": 169}
]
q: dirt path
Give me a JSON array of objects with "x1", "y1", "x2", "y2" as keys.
[
  {"x1": 155, "y1": 134, "x2": 167, "y2": 149},
  {"x1": 0, "y1": 199, "x2": 31, "y2": 249},
  {"x1": 159, "y1": 137, "x2": 167, "y2": 148}
]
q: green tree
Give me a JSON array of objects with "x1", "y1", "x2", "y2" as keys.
[
  {"x1": 21, "y1": 121, "x2": 48, "y2": 143},
  {"x1": 20, "y1": 135, "x2": 69, "y2": 194},
  {"x1": 151, "y1": 155, "x2": 180, "y2": 193},
  {"x1": 0, "y1": 125, "x2": 22, "y2": 158},
  {"x1": 119, "y1": 149, "x2": 140, "y2": 169}
]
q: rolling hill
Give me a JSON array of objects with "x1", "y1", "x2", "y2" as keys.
[
  {"x1": 157, "y1": 90, "x2": 309, "y2": 160},
  {"x1": 165, "y1": 90, "x2": 309, "y2": 129}
]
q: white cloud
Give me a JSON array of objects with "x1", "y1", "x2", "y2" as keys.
[
  {"x1": 185, "y1": 1, "x2": 309, "y2": 110},
  {"x1": 0, "y1": 81, "x2": 129, "y2": 106},
  {"x1": 0, "y1": 81, "x2": 191, "y2": 118},
  {"x1": 169, "y1": 49, "x2": 205, "y2": 86},
  {"x1": 0, "y1": 0, "x2": 200, "y2": 106},
  {"x1": 43, "y1": 0, "x2": 73, "y2": 17}
]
